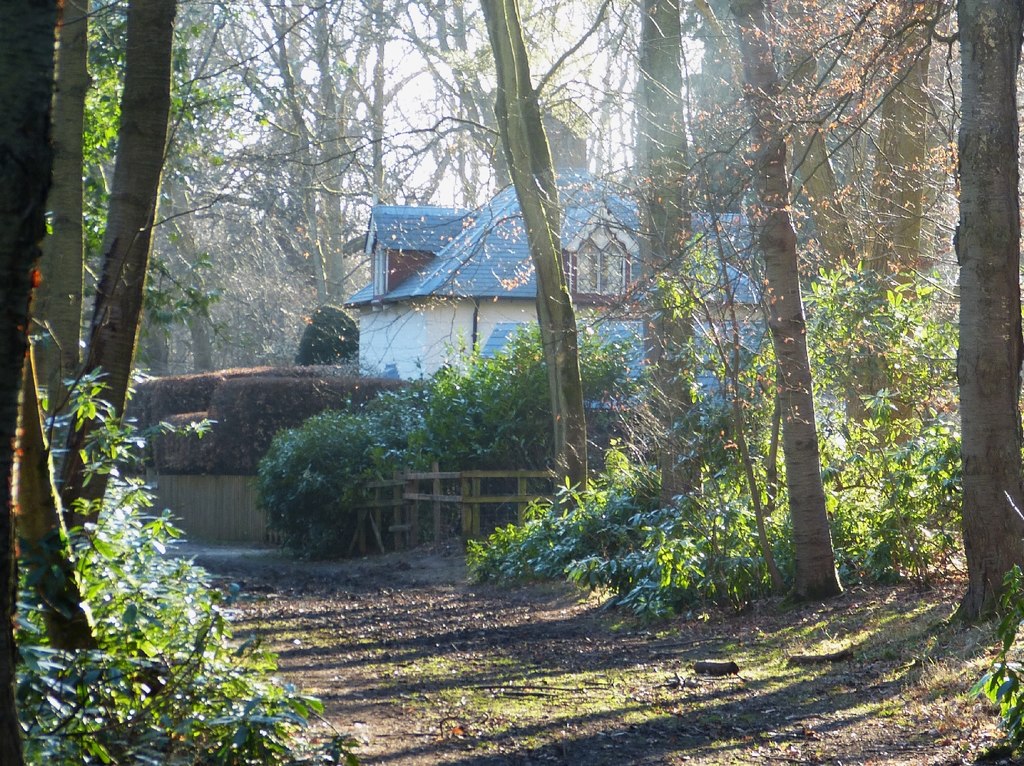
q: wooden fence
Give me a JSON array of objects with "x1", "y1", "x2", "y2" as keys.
[
  {"x1": 354, "y1": 467, "x2": 554, "y2": 553},
  {"x1": 150, "y1": 468, "x2": 554, "y2": 550},
  {"x1": 150, "y1": 474, "x2": 274, "y2": 544}
]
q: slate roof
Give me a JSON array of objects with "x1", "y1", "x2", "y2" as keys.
[
  {"x1": 364, "y1": 204, "x2": 472, "y2": 255},
  {"x1": 349, "y1": 171, "x2": 639, "y2": 306},
  {"x1": 691, "y1": 212, "x2": 760, "y2": 306},
  {"x1": 348, "y1": 174, "x2": 759, "y2": 307}
]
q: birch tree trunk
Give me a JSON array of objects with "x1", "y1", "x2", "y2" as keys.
[
  {"x1": 732, "y1": 0, "x2": 841, "y2": 600},
  {"x1": 0, "y1": 3, "x2": 59, "y2": 760},
  {"x1": 481, "y1": 0, "x2": 588, "y2": 489},
  {"x1": 61, "y1": 0, "x2": 177, "y2": 519},
  {"x1": 956, "y1": 0, "x2": 1024, "y2": 620}
]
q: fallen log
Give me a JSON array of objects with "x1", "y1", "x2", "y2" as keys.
[{"x1": 692, "y1": 660, "x2": 740, "y2": 676}]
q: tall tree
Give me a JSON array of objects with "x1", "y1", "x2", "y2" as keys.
[
  {"x1": 481, "y1": 0, "x2": 588, "y2": 489},
  {"x1": 15, "y1": 352, "x2": 96, "y2": 650},
  {"x1": 956, "y1": 0, "x2": 1024, "y2": 620},
  {"x1": 14, "y1": 0, "x2": 96, "y2": 653},
  {"x1": 636, "y1": 0, "x2": 698, "y2": 502},
  {"x1": 35, "y1": 0, "x2": 89, "y2": 411},
  {"x1": 60, "y1": 0, "x2": 177, "y2": 518},
  {"x1": 0, "y1": 2, "x2": 59, "y2": 762},
  {"x1": 731, "y1": 0, "x2": 841, "y2": 600},
  {"x1": 867, "y1": 13, "x2": 934, "y2": 274}
]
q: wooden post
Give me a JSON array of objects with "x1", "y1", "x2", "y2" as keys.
[
  {"x1": 432, "y1": 461, "x2": 442, "y2": 542},
  {"x1": 461, "y1": 473, "x2": 472, "y2": 537},
  {"x1": 472, "y1": 474, "x2": 482, "y2": 538},
  {"x1": 517, "y1": 472, "x2": 528, "y2": 523},
  {"x1": 388, "y1": 470, "x2": 402, "y2": 549},
  {"x1": 400, "y1": 472, "x2": 417, "y2": 549},
  {"x1": 409, "y1": 472, "x2": 420, "y2": 546}
]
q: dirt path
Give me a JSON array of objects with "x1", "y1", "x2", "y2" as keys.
[{"x1": 185, "y1": 544, "x2": 1010, "y2": 765}]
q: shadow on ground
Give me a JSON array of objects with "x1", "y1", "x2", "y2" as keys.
[{"x1": 184, "y1": 544, "x2": 1005, "y2": 766}]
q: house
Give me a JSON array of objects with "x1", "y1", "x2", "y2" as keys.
[{"x1": 347, "y1": 170, "x2": 645, "y2": 379}]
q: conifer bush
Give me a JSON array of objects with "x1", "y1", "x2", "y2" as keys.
[{"x1": 294, "y1": 305, "x2": 358, "y2": 366}]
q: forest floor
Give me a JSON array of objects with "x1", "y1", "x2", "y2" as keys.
[{"x1": 185, "y1": 543, "x2": 1018, "y2": 765}]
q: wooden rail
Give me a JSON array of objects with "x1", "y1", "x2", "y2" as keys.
[{"x1": 353, "y1": 466, "x2": 554, "y2": 553}]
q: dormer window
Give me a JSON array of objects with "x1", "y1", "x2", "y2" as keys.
[{"x1": 576, "y1": 239, "x2": 627, "y2": 295}]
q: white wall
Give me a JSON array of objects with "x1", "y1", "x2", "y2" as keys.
[
  {"x1": 358, "y1": 298, "x2": 640, "y2": 380},
  {"x1": 358, "y1": 298, "x2": 536, "y2": 379},
  {"x1": 474, "y1": 300, "x2": 536, "y2": 344},
  {"x1": 357, "y1": 303, "x2": 428, "y2": 379}
]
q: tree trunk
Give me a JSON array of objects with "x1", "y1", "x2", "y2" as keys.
[
  {"x1": 143, "y1": 323, "x2": 170, "y2": 375},
  {"x1": 636, "y1": 0, "x2": 699, "y2": 503},
  {"x1": 35, "y1": 0, "x2": 88, "y2": 413},
  {"x1": 868, "y1": 34, "x2": 932, "y2": 275},
  {"x1": 189, "y1": 316, "x2": 214, "y2": 372},
  {"x1": 371, "y1": 0, "x2": 387, "y2": 198},
  {"x1": 956, "y1": 0, "x2": 1024, "y2": 621},
  {"x1": 482, "y1": 0, "x2": 588, "y2": 489},
  {"x1": 732, "y1": 0, "x2": 841, "y2": 600},
  {"x1": 0, "y1": 3, "x2": 59, "y2": 760},
  {"x1": 790, "y1": 128, "x2": 857, "y2": 267},
  {"x1": 15, "y1": 351, "x2": 96, "y2": 649},
  {"x1": 269, "y1": 8, "x2": 330, "y2": 302},
  {"x1": 61, "y1": 0, "x2": 177, "y2": 520},
  {"x1": 315, "y1": 19, "x2": 348, "y2": 301}
]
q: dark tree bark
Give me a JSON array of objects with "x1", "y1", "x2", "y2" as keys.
[
  {"x1": 732, "y1": 0, "x2": 841, "y2": 600},
  {"x1": 481, "y1": 0, "x2": 588, "y2": 489},
  {"x1": 61, "y1": 0, "x2": 177, "y2": 520},
  {"x1": 956, "y1": 0, "x2": 1024, "y2": 621},
  {"x1": 0, "y1": 2, "x2": 59, "y2": 761},
  {"x1": 189, "y1": 316, "x2": 214, "y2": 372}
]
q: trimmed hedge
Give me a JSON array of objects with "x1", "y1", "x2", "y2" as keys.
[
  {"x1": 207, "y1": 375, "x2": 401, "y2": 474},
  {"x1": 150, "y1": 411, "x2": 215, "y2": 474},
  {"x1": 135, "y1": 369, "x2": 403, "y2": 475}
]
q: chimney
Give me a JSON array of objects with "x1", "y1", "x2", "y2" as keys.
[{"x1": 544, "y1": 113, "x2": 588, "y2": 171}]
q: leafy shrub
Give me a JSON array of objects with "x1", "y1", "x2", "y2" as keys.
[
  {"x1": 467, "y1": 448, "x2": 778, "y2": 616},
  {"x1": 18, "y1": 381, "x2": 351, "y2": 764},
  {"x1": 295, "y1": 305, "x2": 358, "y2": 365},
  {"x1": 825, "y1": 421, "x2": 961, "y2": 584},
  {"x1": 18, "y1": 485, "x2": 335, "y2": 765},
  {"x1": 258, "y1": 390, "x2": 423, "y2": 557},
  {"x1": 419, "y1": 326, "x2": 644, "y2": 470},
  {"x1": 468, "y1": 265, "x2": 963, "y2": 612},
  {"x1": 808, "y1": 265, "x2": 961, "y2": 584},
  {"x1": 258, "y1": 329, "x2": 643, "y2": 557},
  {"x1": 974, "y1": 567, "x2": 1024, "y2": 750}
]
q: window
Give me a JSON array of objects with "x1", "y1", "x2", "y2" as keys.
[{"x1": 576, "y1": 240, "x2": 626, "y2": 295}]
